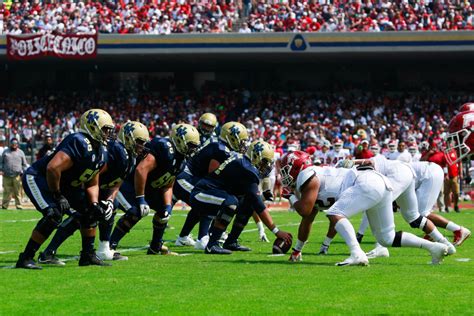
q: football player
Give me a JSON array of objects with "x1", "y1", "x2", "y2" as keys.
[
  {"x1": 174, "y1": 122, "x2": 249, "y2": 249},
  {"x1": 315, "y1": 140, "x2": 332, "y2": 165},
  {"x1": 197, "y1": 112, "x2": 218, "y2": 143},
  {"x1": 16, "y1": 109, "x2": 114, "y2": 269},
  {"x1": 110, "y1": 123, "x2": 200, "y2": 255},
  {"x1": 330, "y1": 139, "x2": 351, "y2": 166},
  {"x1": 190, "y1": 140, "x2": 292, "y2": 254},
  {"x1": 335, "y1": 155, "x2": 455, "y2": 259},
  {"x1": 38, "y1": 121, "x2": 149, "y2": 264},
  {"x1": 444, "y1": 109, "x2": 474, "y2": 165},
  {"x1": 280, "y1": 151, "x2": 448, "y2": 266}
]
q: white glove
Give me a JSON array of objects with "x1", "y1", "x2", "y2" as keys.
[
  {"x1": 99, "y1": 199, "x2": 114, "y2": 221},
  {"x1": 259, "y1": 233, "x2": 270, "y2": 242},
  {"x1": 136, "y1": 196, "x2": 150, "y2": 218},
  {"x1": 335, "y1": 159, "x2": 354, "y2": 169}
]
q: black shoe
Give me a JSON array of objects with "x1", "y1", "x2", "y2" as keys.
[
  {"x1": 113, "y1": 252, "x2": 128, "y2": 261},
  {"x1": 223, "y1": 241, "x2": 251, "y2": 252},
  {"x1": 445, "y1": 207, "x2": 450, "y2": 213},
  {"x1": 78, "y1": 250, "x2": 111, "y2": 266},
  {"x1": 15, "y1": 253, "x2": 42, "y2": 270},
  {"x1": 205, "y1": 244, "x2": 232, "y2": 254},
  {"x1": 356, "y1": 233, "x2": 364, "y2": 244},
  {"x1": 38, "y1": 251, "x2": 65, "y2": 266},
  {"x1": 454, "y1": 206, "x2": 460, "y2": 213},
  {"x1": 147, "y1": 244, "x2": 171, "y2": 255}
]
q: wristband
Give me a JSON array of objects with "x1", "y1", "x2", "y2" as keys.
[
  {"x1": 289, "y1": 195, "x2": 298, "y2": 207},
  {"x1": 271, "y1": 226, "x2": 280, "y2": 235},
  {"x1": 136, "y1": 195, "x2": 146, "y2": 204}
]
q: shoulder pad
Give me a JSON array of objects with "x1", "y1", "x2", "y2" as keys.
[{"x1": 296, "y1": 166, "x2": 318, "y2": 192}]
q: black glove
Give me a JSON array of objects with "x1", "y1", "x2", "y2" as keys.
[
  {"x1": 89, "y1": 202, "x2": 106, "y2": 221},
  {"x1": 263, "y1": 190, "x2": 274, "y2": 202},
  {"x1": 52, "y1": 191, "x2": 70, "y2": 213}
]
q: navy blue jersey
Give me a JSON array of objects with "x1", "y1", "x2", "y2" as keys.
[
  {"x1": 26, "y1": 133, "x2": 106, "y2": 190},
  {"x1": 186, "y1": 137, "x2": 230, "y2": 178},
  {"x1": 132, "y1": 137, "x2": 185, "y2": 193},
  {"x1": 100, "y1": 140, "x2": 134, "y2": 190},
  {"x1": 199, "y1": 130, "x2": 218, "y2": 145},
  {"x1": 196, "y1": 152, "x2": 265, "y2": 213}
]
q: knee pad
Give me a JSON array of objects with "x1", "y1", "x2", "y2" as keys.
[
  {"x1": 376, "y1": 230, "x2": 396, "y2": 247},
  {"x1": 409, "y1": 216, "x2": 427, "y2": 230},
  {"x1": 152, "y1": 213, "x2": 168, "y2": 228},
  {"x1": 35, "y1": 208, "x2": 62, "y2": 237},
  {"x1": 216, "y1": 204, "x2": 237, "y2": 226},
  {"x1": 392, "y1": 231, "x2": 403, "y2": 247},
  {"x1": 115, "y1": 213, "x2": 138, "y2": 234}
]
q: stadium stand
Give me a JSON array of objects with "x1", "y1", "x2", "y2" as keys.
[{"x1": 2, "y1": 0, "x2": 474, "y2": 35}]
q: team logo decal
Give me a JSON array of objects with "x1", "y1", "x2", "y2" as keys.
[
  {"x1": 253, "y1": 142, "x2": 265, "y2": 154},
  {"x1": 290, "y1": 34, "x2": 307, "y2": 51},
  {"x1": 177, "y1": 126, "x2": 187, "y2": 137},
  {"x1": 230, "y1": 125, "x2": 240, "y2": 136},
  {"x1": 87, "y1": 111, "x2": 99, "y2": 124},
  {"x1": 124, "y1": 123, "x2": 135, "y2": 135}
]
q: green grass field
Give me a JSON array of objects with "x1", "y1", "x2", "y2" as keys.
[{"x1": 0, "y1": 208, "x2": 473, "y2": 315}]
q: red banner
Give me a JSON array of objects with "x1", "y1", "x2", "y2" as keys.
[{"x1": 6, "y1": 33, "x2": 98, "y2": 60}]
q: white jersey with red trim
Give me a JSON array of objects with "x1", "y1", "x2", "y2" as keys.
[
  {"x1": 329, "y1": 149, "x2": 351, "y2": 166},
  {"x1": 295, "y1": 166, "x2": 357, "y2": 210},
  {"x1": 315, "y1": 150, "x2": 332, "y2": 166}
]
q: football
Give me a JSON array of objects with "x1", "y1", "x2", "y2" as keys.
[{"x1": 272, "y1": 234, "x2": 293, "y2": 254}]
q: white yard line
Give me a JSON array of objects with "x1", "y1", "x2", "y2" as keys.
[{"x1": 0, "y1": 250, "x2": 16, "y2": 255}]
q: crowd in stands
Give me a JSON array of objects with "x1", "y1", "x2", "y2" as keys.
[
  {"x1": 0, "y1": 88, "x2": 470, "y2": 159},
  {"x1": 2, "y1": 0, "x2": 474, "y2": 35}
]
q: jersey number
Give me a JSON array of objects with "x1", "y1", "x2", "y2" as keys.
[
  {"x1": 150, "y1": 172, "x2": 175, "y2": 189},
  {"x1": 316, "y1": 197, "x2": 336, "y2": 209},
  {"x1": 71, "y1": 168, "x2": 99, "y2": 187},
  {"x1": 100, "y1": 177, "x2": 123, "y2": 190}
]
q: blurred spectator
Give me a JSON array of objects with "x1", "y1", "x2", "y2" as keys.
[
  {"x1": 355, "y1": 139, "x2": 374, "y2": 159},
  {"x1": 0, "y1": 138, "x2": 28, "y2": 210},
  {"x1": 36, "y1": 133, "x2": 54, "y2": 160},
  {"x1": 5, "y1": 0, "x2": 474, "y2": 34}
]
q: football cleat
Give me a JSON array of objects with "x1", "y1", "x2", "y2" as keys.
[
  {"x1": 175, "y1": 235, "x2": 196, "y2": 247},
  {"x1": 194, "y1": 235, "x2": 209, "y2": 250},
  {"x1": 289, "y1": 249, "x2": 302, "y2": 262},
  {"x1": 441, "y1": 240, "x2": 456, "y2": 256},
  {"x1": 147, "y1": 244, "x2": 178, "y2": 256},
  {"x1": 96, "y1": 241, "x2": 115, "y2": 261},
  {"x1": 223, "y1": 241, "x2": 251, "y2": 252},
  {"x1": 428, "y1": 242, "x2": 448, "y2": 265},
  {"x1": 366, "y1": 246, "x2": 390, "y2": 259},
  {"x1": 113, "y1": 252, "x2": 128, "y2": 261},
  {"x1": 318, "y1": 244, "x2": 329, "y2": 255},
  {"x1": 79, "y1": 250, "x2": 111, "y2": 266},
  {"x1": 205, "y1": 244, "x2": 232, "y2": 255},
  {"x1": 16, "y1": 253, "x2": 42, "y2": 270},
  {"x1": 453, "y1": 227, "x2": 471, "y2": 247},
  {"x1": 259, "y1": 234, "x2": 270, "y2": 242},
  {"x1": 454, "y1": 206, "x2": 460, "y2": 213},
  {"x1": 336, "y1": 251, "x2": 369, "y2": 266},
  {"x1": 38, "y1": 251, "x2": 65, "y2": 266}
]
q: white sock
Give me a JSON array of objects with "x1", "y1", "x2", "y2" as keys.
[
  {"x1": 294, "y1": 239, "x2": 307, "y2": 252},
  {"x1": 323, "y1": 236, "x2": 333, "y2": 246},
  {"x1": 446, "y1": 221, "x2": 461, "y2": 232},
  {"x1": 358, "y1": 212, "x2": 370, "y2": 235},
  {"x1": 256, "y1": 221, "x2": 264, "y2": 234},
  {"x1": 401, "y1": 232, "x2": 431, "y2": 250},
  {"x1": 334, "y1": 218, "x2": 362, "y2": 254},
  {"x1": 428, "y1": 228, "x2": 445, "y2": 242}
]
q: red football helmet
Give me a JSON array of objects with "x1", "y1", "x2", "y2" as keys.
[
  {"x1": 280, "y1": 150, "x2": 313, "y2": 188},
  {"x1": 459, "y1": 103, "x2": 474, "y2": 113},
  {"x1": 445, "y1": 110, "x2": 474, "y2": 165}
]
